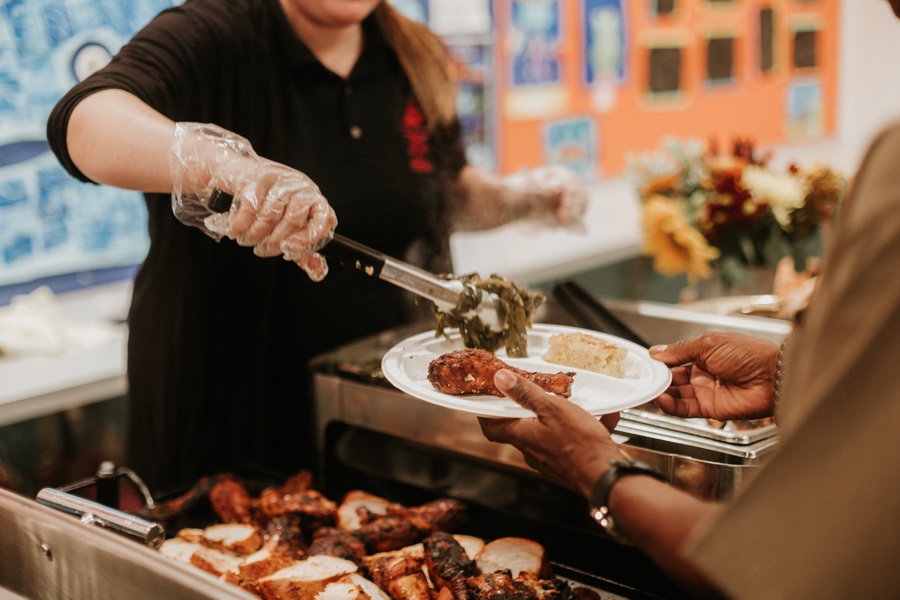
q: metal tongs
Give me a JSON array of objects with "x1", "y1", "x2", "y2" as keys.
[{"x1": 208, "y1": 190, "x2": 505, "y2": 330}]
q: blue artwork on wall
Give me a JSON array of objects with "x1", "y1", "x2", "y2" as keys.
[
  {"x1": 583, "y1": 0, "x2": 626, "y2": 85},
  {"x1": 510, "y1": 0, "x2": 561, "y2": 87},
  {"x1": 0, "y1": 0, "x2": 178, "y2": 288}
]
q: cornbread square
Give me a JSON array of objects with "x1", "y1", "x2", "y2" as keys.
[{"x1": 543, "y1": 332, "x2": 627, "y2": 378}]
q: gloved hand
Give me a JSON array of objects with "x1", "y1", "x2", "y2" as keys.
[
  {"x1": 169, "y1": 122, "x2": 337, "y2": 281},
  {"x1": 502, "y1": 165, "x2": 589, "y2": 226}
]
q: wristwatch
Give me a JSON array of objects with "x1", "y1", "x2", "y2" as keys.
[{"x1": 588, "y1": 459, "x2": 667, "y2": 544}]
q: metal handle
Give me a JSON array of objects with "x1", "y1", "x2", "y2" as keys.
[
  {"x1": 553, "y1": 281, "x2": 651, "y2": 348},
  {"x1": 205, "y1": 188, "x2": 462, "y2": 307},
  {"x1": 208, "y1": 187, "x2": 234, "y2": 213},
  {"x1": 317, "y1": 234, "x2": 387, "y2": 278},
  {"x1": 36, "y1": 488, "x2": 165, "y2": 548},
  {"x1": 206, "y1": 189, "x2": 387, "y2": 275},
  {"x1": 58, "y1": 461, "x2": 157, "y2": 511}
]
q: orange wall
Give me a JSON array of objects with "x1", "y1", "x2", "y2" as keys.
[{"x1": 491, "y1": 0, "x2": 840, "y2": 175}]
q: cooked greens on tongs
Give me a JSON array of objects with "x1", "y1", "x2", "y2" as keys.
[
  {"x1": 432, "y1": 273, "x2": 544, "y2": 358},
  {"x1": 314, "y1": 236, "x2": 543, "y2": 356}
]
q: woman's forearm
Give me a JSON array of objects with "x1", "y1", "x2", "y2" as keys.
[
  {"x1": 448, "y1": 164, "x2": 518, "y2": 231},
  {"x1": 449, "y1": 163, "x2": 587, "y2": 231},
  {"x1": 66, "y1": 89, "x2": 176, "y2": 193}
]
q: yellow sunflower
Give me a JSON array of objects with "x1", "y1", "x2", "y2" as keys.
[{"x1": 642, "y1": 196, "x2": 720, "y2": 281}]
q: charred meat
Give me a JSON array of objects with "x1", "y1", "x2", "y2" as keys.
[
  {"x1": 352, "y1": 514, "x2": 434, "y2": 554},
  {"x1": 424, "y1": 532, "x2": 478, "y2": 591},
  {"x1": 369, "y1": 555, "x2": 434, "y2": 600},
  {"x1": 258, "y1": 487, "x2": 337, "y2": 531},
  {"x1": 154, "y1": 470, "x2": 607, "y2": 600},
  {"x1": 308, "y1": 526, "x2": 367, "y2": 566},
  {"x1": 457, "y1": 571, "x2": 539, "y2": 600},
  {"x1": 428, "y1": 348, "x2": 575, "y2": 398},
  {"x1": 261, "y1": 514, "x2": 307, "y2": 560},
  {"x1": 387, "y1": 498, "x2": 468, "y2": 533},
  {"x1": 209, "y1": 476, "x2": 257, "y2": 525}
]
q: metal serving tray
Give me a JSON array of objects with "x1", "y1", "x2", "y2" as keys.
[
  {"x1": 550, "y1": 285, "x2": 786, "y2": 447},
  {"x1": 621, "y1": 405, "x2": 778, "y2": 445},
  {"x1": 312, "y1": 290, "x2": 791, "y2": 503}
]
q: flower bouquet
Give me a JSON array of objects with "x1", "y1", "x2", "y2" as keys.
[{"x1": 628, "y1": 138, "x2": 847, "y2": 292}]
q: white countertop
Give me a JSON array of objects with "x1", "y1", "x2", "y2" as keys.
[
  {"x1": 450, "y1": 177, "x2": 643, "y2": 286},
  {"x1": 0, "y1": 182, "x2": 643, "y2": 428},
  {"x1": 0, "y1": 281, "x2": 132, "y2": 427}
]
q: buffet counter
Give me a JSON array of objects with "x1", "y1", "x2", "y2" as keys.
[
  {"x1": 0, "y1": 280, "x2": 131, "y2": 427},
  {"x1": 0, "y1": 177, "x2": 643, "y2": 428},
  {"x1": 450, "y1": 177, "x2": 642, "y2": 285}
]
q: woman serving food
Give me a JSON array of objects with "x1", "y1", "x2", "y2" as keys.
[{"x1": 46, "y1": 0, "x2": 588, "y2": 493}]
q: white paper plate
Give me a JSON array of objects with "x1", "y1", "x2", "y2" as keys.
[{"x1": 381, "y1": 324, "x2": 672, "y2": 418}]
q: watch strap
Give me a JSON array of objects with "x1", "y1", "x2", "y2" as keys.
[{"x1": 588, "y1": 459, "x2": 667, "y2": 544}]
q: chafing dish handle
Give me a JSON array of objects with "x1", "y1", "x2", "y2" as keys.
[{"x1": 36, "y1": 488, "x2": 165, "y2": 549}]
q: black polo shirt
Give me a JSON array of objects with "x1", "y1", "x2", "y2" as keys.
[{"x1": 47, "y1": 0, "x2": 466, "y2": 492}]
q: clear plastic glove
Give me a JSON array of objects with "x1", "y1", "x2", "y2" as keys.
[
  {"x1": 169, "y1": 122, "x2": 337, "y2": 281},
  {"x1": 502, "y1": 165, "x2": 589, "y2": 226}
]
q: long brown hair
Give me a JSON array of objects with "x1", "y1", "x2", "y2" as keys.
[{"x1": 374, "y1": 2, "x2": 458, "y2": 130}]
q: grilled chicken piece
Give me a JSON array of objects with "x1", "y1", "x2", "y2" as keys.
[
  {"x1": 387, "y1": 498, "x2": 468, "y2": 533},
  {"x1": 424, "y1": 532, "x2": 478, "y2": 591},
  {"x1": 448, "y1": 569, "x2": 572, "y2": 600},
  {"x1": 459, "y1": 571, "x2": 539, "y2": 600},
  {"x1": 308, "y1": 527, "x2": 368, "y2": 566},
  {"x1": 258, "y1": 487, "x2": 337, "y2": 530},
  {"x1": 209, "y1": 477, "x2": 257, "y2": 525},
  {"x1": 262, "y1": 513, "x2": 308, "y2": 560},
  {"x1": 352, "y1": 497, "x2": 468, "y2": 555},
  {"x1": 281, "y1": 470, "x2": 316, "y2": 493},
  {"x1": 428, "y1": 349, "x2": 575, "y2": 398},
  {"x1": 352, "y1": 514, "x2": 435, "y2": 554},
  {"x1": 516, "y1": 573, "x2": 571, "y2": 600},
  {"x1": 369, "y1": 555, "x2": 433, "y2": 600},
  {"x1": 229, "y1": 549, "x2": 295, "y2": 597},
  {"x1": 569, "y1": 586, "x2": 602, "y2": 600},
  {"x1": 338, "y1": 490, "x2": 391, "y2": 530}
]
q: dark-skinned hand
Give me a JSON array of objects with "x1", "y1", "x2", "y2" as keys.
[
  {"x1": 478, "y1": 369, "x2": 626, "y2": 499},
  {"x1": 649, "y1": 331, "x2": 780, "y2": 421}
]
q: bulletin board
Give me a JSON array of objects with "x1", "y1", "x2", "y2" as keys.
[
  {"x1": 0, "y1": 0, "x2": 843, "y2": 289},
  {"x1": 0, "y1": 0, "x2": 178, "y2": 289},
  {"x1": 489, "y1": 0, "x2": 841, "y2": 177}
]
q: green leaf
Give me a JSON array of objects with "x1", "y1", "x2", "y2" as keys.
[{"x1": 718, "y1": 255, "x2": 748, "y2": 290}]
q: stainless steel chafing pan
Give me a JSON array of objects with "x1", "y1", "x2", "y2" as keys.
[
  {"x1": 0, "y1": 487, "x2": 254, "y2": 600},
  {"x1": 311, "y1": 286, "x2": 791, "y2": 503},
  {"x1": 551, "y1": 282, "x2": 787, "y2": 447}
]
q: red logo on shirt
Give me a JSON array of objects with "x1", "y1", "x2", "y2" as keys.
[{"x1": 402, "y1": 100, "x2": 434, "y2": 174}]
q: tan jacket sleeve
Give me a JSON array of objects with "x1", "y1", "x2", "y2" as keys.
[{"x1": 684, "y1": 123, "x2": 900, "y2": 600}]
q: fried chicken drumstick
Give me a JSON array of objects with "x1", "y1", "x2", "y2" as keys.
[{"x1": 427, "y1": 348, "x2": 575, "y2": 397}]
